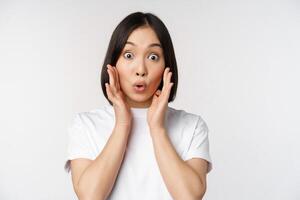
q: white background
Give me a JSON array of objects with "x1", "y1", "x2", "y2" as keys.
[{"x1": 0, "y1": 0, "x2": 299, "y2": 199}]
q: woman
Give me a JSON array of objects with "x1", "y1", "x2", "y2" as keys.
[{"x1": 64, "y1": 11, "x2": 213, "y2": 200}]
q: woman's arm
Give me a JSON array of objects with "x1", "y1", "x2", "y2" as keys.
[
  {"x1": 71, "y1": 124, "x2": 131, "y2": 200},
  {"x1": 150, "y1": 127, "x2": 207, "y2": 200}
]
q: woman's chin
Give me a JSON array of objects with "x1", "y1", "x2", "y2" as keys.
[{"x1": 126, "y1": 93, "x2": 152, "y2": 104}]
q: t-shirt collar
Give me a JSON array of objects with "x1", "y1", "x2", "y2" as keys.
[{"x1": 104, "y1": 104, "x2": 148, "y2": 118}]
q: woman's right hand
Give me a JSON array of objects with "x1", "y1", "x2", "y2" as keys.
[{"x1": 105, "y1": 64, "x2": 132, "y2": 127}]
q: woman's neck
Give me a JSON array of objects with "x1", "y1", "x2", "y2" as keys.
[{"x1": 125, "y1": 96, "x2": 152, "y2": 108}]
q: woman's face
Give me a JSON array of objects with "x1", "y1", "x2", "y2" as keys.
[{"x1": 116, "y1": 26, "x2": 165, "y2": 108}]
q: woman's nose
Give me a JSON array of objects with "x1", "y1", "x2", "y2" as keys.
[
  {"x1": 135, "y1": 62, "x2": 147, "y2": 77},
  {"x1": 136, "y1": 72, "x2": 146, "y2": 77}
]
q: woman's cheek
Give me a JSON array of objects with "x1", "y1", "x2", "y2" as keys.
[{"x1": 150, "y1": 77, "x2": 162, "y2": 93}]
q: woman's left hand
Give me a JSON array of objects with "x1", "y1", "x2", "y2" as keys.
[{"x1": 147, "y1": 67, "x2": 174, "y2": 131}]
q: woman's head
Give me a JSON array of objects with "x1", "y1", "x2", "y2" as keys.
[{"x1": 100, "y1": 12, "x2": 178, "y2": 107}]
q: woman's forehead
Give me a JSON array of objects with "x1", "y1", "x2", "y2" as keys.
[{"x1": 126, "y1": 27, "x2": 161, "y2": 48}]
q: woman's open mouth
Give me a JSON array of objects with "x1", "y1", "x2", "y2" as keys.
[{"x1": 133, "y1": 84, "x2": 146, "y2": 92}]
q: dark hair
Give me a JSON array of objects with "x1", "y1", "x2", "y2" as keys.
[{"x1": 100, "y1": 11, "x2": 178, "y2": 105}]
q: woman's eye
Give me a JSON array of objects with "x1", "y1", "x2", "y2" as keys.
[
  {"x1": 124, "y1": 52, "x2": 133, "y2": 59},
  {"x1": 149, "y1": 54, "x2": 159, "y2": 61},
  {"x1": 123, "y1": 52, "x2": 159, "y2": 61}
]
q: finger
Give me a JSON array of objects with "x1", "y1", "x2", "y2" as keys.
[
  {"x1": 107, "y1": 65, "x2": 116, "y2": 91},
  {"x1": 107, "y1": 65, "x2": 115, "y2": 85},
  {"x1": 105, "y1": 82, "x2": 114, "y2": 101},
  {"x1": 163, "y1": 67, "x2": 169, "y2": 88},
  {"x1": 166, "y1": 71, "x2": 173, "y2": 94},
  {"x1": 167, "y1": 71, "x2": 172, "y2": 85},
  {"x1": 113, "y1": 66, "x2": 120, "y2": 90},
  {"x1": 167, "y1": 82, "x2": 174, "y2": 96},
  {"x1": 162, "y1": 82, "x2": 173, "y2": 102},
  {"x1": 162, "y1": 67, "x2": 170, "y2": 93},
  {"x1": 111, "y1": 65, "x2": 119, "y2": 92},
  {"x1": 109, "y1": 65, "x2": 116, "y2": 86},
  {"x1": 162, "y1": 67, "x2": 168, "y2": 91},
  {"x1": 162, "y1": 71, "x2": 173, "y2": 100}
]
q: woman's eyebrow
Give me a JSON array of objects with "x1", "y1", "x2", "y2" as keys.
[{"x1": 125, "y1": 41, "x2": 162, "y2": 49}]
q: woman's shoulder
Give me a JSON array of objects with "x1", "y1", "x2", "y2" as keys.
[
  {"x1": 69, "y1": 104, "x2": 114, "y2": 127},
  {"x1": 167, "y1": 106, "x2": 205, "y2": 124}
]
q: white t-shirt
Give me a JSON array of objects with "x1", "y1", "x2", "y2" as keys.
[{"x1": 65, "y1": 104, "x2": 213, "y2": 199}]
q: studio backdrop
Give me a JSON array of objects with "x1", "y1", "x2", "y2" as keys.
[{"x1": 0, "y1": 0, "x2": 299, "y2": 199}]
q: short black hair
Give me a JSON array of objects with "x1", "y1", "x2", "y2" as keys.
[{"x1": 100, "y1": 11, "x2": 178, "y2": 105}]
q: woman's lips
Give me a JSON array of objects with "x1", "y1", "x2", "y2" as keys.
[
  {"x1": 133, "y1": 80, "x2": 147, "y2": 93},
  {"x1": 133, "y1": 85, "x2": 146, "y2": 92}
]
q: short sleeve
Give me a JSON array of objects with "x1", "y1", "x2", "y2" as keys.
[
  {"x1": 64, "y1": 113, "x2": 94, "y2": 173},
  {"x1": 183, "y1": 116, "x2": 213, "y2": 173}
]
